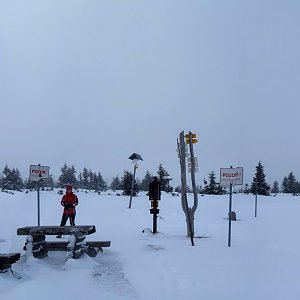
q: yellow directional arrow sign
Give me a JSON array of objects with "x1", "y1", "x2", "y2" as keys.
[
  {"x1": 184, "y1": 133, "x2": 197, "y2": 138},
  {"x1": 185, "y1": 138, "x2": 198, "y2": 144}
]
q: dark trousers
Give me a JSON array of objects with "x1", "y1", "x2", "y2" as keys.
[{"x1": 60, "y1": 214, "x2": 76, "y2": 226}]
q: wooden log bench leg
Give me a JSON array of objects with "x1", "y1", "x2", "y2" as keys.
[
  {"x1": 25, "y1": 235, "x2": 48, "y2": 258},
  {"x1": 66, "y1": 233, "x2": 86, "y2": 259}
]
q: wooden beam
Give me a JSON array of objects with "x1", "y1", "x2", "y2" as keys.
[
  {"x1": 0, "y1": 253, "x2": 20, "y2": 271},
  {"x1": 17, "y1": 225, "x2": 96, "y2": 236},
  {"x1": 33, "y1": 241, "x2": 111, "y2": 251},
  {"x1": 0, "y1": 253, "x2": 20, "y2": 264},
  {"x1": 86, "y1": 241, "x2": 111, "y2": 248}
]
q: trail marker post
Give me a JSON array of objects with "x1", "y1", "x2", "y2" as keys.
[
  {"x1": 177, "y1": 131, "x2": 199, "y2": 246},
  {"x1": 220, "y1": 166, "x2": 243, "y2": 247},
  {"x1": 29, "y1": 164, "x2": 50, "y2": 226},
  {"x1": 254, "y1": 180, "x2": 258, "y2": 217},
  {"x1": 149, "y1": 177, "x2": 161, "y2": 234}
]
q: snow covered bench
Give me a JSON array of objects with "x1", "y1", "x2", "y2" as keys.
[
  {"x1": 17, "y1": 225, "x2": 110, "y2": 259},
  {"x1": 0, "y1": 253, "x2": 20, "y2": 272}
]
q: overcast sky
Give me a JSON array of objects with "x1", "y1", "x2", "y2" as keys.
[{"x1": 1, "y1": 0, "x2": 300, "y2": 188}]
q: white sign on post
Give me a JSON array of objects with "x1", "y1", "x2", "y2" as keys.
[
  {"x1": 220, "y1": 167, "x2": 243, "y2": 186},
  {"x1": 29, "y1": 165, "x2": 50, "y2": 182}
]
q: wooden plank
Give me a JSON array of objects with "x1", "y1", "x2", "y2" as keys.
[
  {"x1": 0, "y1": 253, "x2": 20, "y2": 265},
  {"x1": 40, "y1": 241, "x2": 110, "y2": 251},
  {"x1": 49, "y1": 242, "x2": 66, "y2": 250},
  {"x1": 86, "y1": 241, "x2": 111, "y2": 248},
  {"x1": 17, "y1": 225, "x2": 96, "y2": 236}
]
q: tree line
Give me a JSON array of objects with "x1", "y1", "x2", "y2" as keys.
[
  {"x1": 1, "y1": 161, "x2": 299, "y2": 196},
  {"x1": 197, "y1": 162, "x2": 300, "y2": 196},
  {"x1": 0, "y1": 163, "x2": 173, "y2": 195}
]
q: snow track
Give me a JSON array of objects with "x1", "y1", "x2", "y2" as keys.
[{"x1": 91, "y1": 251, "x2": 140, "y2": 299}]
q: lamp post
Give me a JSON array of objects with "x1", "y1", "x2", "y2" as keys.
[{"x1": 128, "y1": 153, "x2": 143, "y2": 209}]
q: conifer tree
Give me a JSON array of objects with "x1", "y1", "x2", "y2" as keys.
[
  {"x1": 282, "y1": 176, "x2": 288, "y2": 193},
  {"x1": 88, "y1": 170, "x2": 94, "y2": 190},
  {"x1": 203, "y1": 171, "x2": 224, "y2": 195},
  {"x1": 157, "y1": 164, "x2": 173, "y2": 193},
  {"x1": 13, "y1": 168, "x2": 24, "y2": 190},
  {"x1": 282, "y1": 172, "x2": 297, "y2": 194},
  {"x1": 67, "y1": 165, "x2": 78, "y2": 188},
  {"x1": 271, "y1": 181, "x2": 279, "y2": 194},
  {"x1": 121, "y1": 170, "x2": 140, "y2": 196},
  {"x1": 140, "y1": 171, "x2": 153, "y2": 191},
  {"x1": 250, "y1": 162, "x2": 270, "y2": 196},
  {"x1": 97, "y1": 172, "x2": 107, "y2": 191},
  {"x1": 93, "y1": 172, "x2": 99, "y2": 191},
  {"x1": 78, "y1": 172, "x2": 83, "y2": 189},
  {"x1": 41, "y1": 175, "x2": 55, "y2": 189},
  {"x1": 1, "y1": 165, "x2": 24, "y2": 190},
  {"x1": 82, "y1": 167, "x2": 89, "y2": 190},
  {"x1": 110, "y1": 176, "x2": 121, "y2": 191},
  {"x1": 58, "y1": 164, "x2": 77, "y2": 188},
  {"x1": 58, "y1": 164, "x2": 68, "y2": 188},
  {"x1": 1, "y1": 165, "x2": 24, "y2": 191}
]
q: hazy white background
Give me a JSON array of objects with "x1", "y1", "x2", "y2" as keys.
[{"x1": 1, "y1": 0, "x2": 299, "y2": 187}]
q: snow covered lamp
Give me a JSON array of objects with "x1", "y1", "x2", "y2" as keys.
[{"x1": 128, "y1": 153, "x2": 143, "y2": 208}]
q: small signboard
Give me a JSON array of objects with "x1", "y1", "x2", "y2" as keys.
[
  {"x1": 29, "y1": 165, "x2": 50, "y2": 182},
  {"x1": 220, "y1": 167, "x2": 243, "y2": 186},
  {"x1": 187, "y1": 157, "x2": 198, "y2": 173}
]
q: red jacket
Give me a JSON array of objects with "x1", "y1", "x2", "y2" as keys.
[{"x1": 61, "y1": 192, "x2": 78, "y2": 215}]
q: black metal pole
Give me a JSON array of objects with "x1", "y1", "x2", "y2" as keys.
[
  {"x1": 228, "y1": 182, "x2": 233, "y2": 247},
  {"x1": 255, "y1": 182, "x2": 258, "y2": 217},
  {"x1": 153, "y1": 211, "x2": 157, "y2": 234},
  {"x1": 37, "y1": 180, "x2": 40, "y2": 226}
]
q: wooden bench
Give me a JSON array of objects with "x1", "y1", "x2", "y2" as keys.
[
  {"x1": 17, "y1": 225, "x2": 110, "y2": 259},
  {"x1": 0, "y1": 253, "x2": 20, "y2": 272}
]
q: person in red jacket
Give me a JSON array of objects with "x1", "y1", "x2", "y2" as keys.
[{"x1": 57, "y1": 184, "x2": 78, "y2": 238}]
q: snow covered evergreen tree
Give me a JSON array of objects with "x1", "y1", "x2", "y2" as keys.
[
  {"x1": 157, "y1": 164, "x2": 173, "y2": 193},
  {"x1": 78, "y1": 172, "x2": 83, "y2": 189},
  {"x1": 1, "y1": 165, "x2": 24, "y2": 191},
  {"x1": 250, "y1": 162, "x2": 270, "y2": 196},
  {"x1": 282, "y1": 172, "x2": 297, "y2": 194},
  {"x1": 57, "y1": 164, "x2": 78, "y2": 188},
  {"x1": 88, "y1": 170, "x2": 94, "y2": 190},
  {"x1": 41, "y1": 174, "x2": 55, "y2": 189},
  {"x1": 140, "y1": 171, "x2": 153, "y2": 191},
  {"x1": 203, "y1": 171, "x2": 224, "y2": 195},
  {"x1": 271, "y1": 181, "x2": 280, "y2": 193},
  {"x1": 121, "y1": 170, "x2": 140, "y2": 196},
  {"x1": 81, "y1": 167, "x2": 89, "y2": 190},
  {"x1": 97, "y1": 172, "x2": 107, "y2": 191},
  {"x1": 110, "y1": 175, "x2": 121, "y2": 191}
]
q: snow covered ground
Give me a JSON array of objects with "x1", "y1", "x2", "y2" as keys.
[{"x1": 0, "y1": 189, "x2": 300, "y2": 300}]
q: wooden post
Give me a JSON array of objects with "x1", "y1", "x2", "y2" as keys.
[
  {"x1": 187, "y1": 131, "x2": 199, "y2": 236},
  {"x1": 129, "y1": 163, "x2": 137, "y2": 209},
  {"x1": 178, "y1": 131, "x2": 194, "y2": 246}
]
